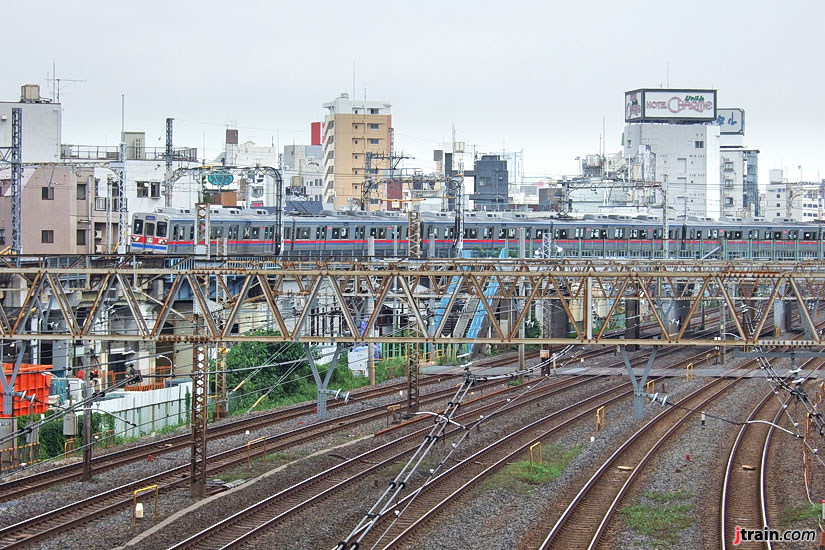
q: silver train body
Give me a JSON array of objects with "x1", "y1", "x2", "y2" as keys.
[{"x1": 130, "y1": 207, "x2": 825, "y2": 261}]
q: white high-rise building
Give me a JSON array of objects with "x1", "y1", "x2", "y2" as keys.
[{"x1": 623, "y1": 123, "x2": 721, "y2": 219}]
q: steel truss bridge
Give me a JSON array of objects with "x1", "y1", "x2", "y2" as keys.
[
  {"x1": 0, "y1": 257, "x2": 823, "y2": 348},
  {"x1": 3, "y1": 255, "x2": 825, "y2": 497}
]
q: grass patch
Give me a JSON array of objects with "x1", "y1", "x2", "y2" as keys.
[
  {"x1": 217, "y1": 468, "x2": 251, "y2": 483},
  {"x1": 780, "y1": 503, "x2": 822, "y2": 526},
  {"x1": 508, "y1": 379, "x2": 523, "y2": 387},
  {"x1": 623, "y1": 490, "x2": 694, "y2": 545},
  {"x1": 486, "y1": 444, "x2": 581, "y2": 493}
]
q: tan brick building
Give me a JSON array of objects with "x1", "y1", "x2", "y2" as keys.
[{"x1": 322, "y1": 93, "x2": 392, "y2": 210}]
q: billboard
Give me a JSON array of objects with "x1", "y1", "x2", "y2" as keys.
[
  {"x1": 625, "y1": 91, "x2": 643, "y2": 121},
  {"x1": 625, "y1": 89, "x2": 717, "y2": 122},
  {"x1": 715, "y1": 108, "x2": 745, "y2": 135}
]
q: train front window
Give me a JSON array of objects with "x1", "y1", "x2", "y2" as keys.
[
  {"x1": 133, "y1": 219, "x2": 144, "y2": 235},
  {"x1": 156, "y1": 222, "x2": 167, "y2": 238},
  {"x1": 145, "y1": 222, "x2": 155, "y2": 237}
]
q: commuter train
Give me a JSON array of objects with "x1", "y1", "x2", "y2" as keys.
[{"x1": 129, "y1": 206, "x2": 825, "y2": 261}]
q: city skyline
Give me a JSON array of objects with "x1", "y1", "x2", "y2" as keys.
[{"x1": 2, "y1": 0, "x2": 823, "y2": 188}]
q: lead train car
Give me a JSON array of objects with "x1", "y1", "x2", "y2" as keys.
[{"x1": 130, "y1": 208, "x2": 825, "y2": 261}]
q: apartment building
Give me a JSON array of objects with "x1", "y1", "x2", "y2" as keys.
[
  {"x1": 765, "y1": 169, "x2": 823, "y2": 221},
  {"x1": 322, "y1": 93, "x2": 392, "y2": 210}
]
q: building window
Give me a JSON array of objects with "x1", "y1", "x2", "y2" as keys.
[
  {"x1": 777, "y1": 194, "x2": 781, "y2": 198},
  {"x1": 353, "y1": 170, "x2": 358, "y2": 175},
  {"x1": 369, "y1": 123, "x2": 379, "y2": 130},
  {"x1": 724, "y1": 197, "x2": 734, "y2": 206},
  {"x1": 353, "y1": 125, "x2": 359, "y2": 130},
  {"x1": 776, "y1": 203, "x2": 781, "y2": 207},
  {"x1": 77, "y1": 229, "x2": 87, "y2": 246},
  {"x1": 369, "y1": 138, "x2": 379, "y2": 145},
  {"x1": 77, "y1": 183, "x2": 87, "y2": 200},
  {"x1": 42, "y1": 187, "x2": 54, "y2": 200},
  {"x1": 0, "y1": 228, "x2": 5, "y2": 245},
  {"x1": 725, "y1": 179, "x2": 734, "y2": 188},
  {"x1": 41, "y1": 230, "x2": 54, "y2": 243},
  {"x1": 695, "y1": 141, "x2": 704, "y2": 149},
  {"x1": 137, "y1": 181, "x2": 161, "y2": 198},
  {"x1": 368, "y1": 108, "x2": 378, "y2": 115},
  {"x1": 724, "y1": 161, "x2": 734, "y2": 171}
]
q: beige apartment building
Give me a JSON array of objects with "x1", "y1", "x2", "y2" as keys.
[
  {"x1": 0, "y1": 165, "x2": 117, "y2": 254},
  {"x1": 322, "y1": 93, "x2": 392, "y2": 210}
]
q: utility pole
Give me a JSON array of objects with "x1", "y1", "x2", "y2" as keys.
[
  {"x1": 111, "y1": 142, "x2": 128, "y2": 254},
  {"x1": 10, "y1": 108, "x2": 22, "y2": 254},
  {"x1": 82, "y1": 363, "x2": 92, "y2": 481},
  {"x1": 164, "y1": 118, "x2": 174, "y2": 207}
]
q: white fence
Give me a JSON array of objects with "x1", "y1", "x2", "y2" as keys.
[{"x1": 88, "y1": 383, "x2": 192, "y2": 439}]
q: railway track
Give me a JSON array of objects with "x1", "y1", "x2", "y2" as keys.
[
  {"x1": 0, "y1": 375, "x2": 503, "y2": 549},
  {"x1": 0, "y1": 374, "x2": 460, "y2": 504},
  {"x1": 536, "y1": 373, "x2": 747, "y2": 550},
  {"x1": 719, "y1": 358, "x2": 824, "y2": 550},
  {"x1": 167, "y1": 349, "x2": 709, "y2": 550}
]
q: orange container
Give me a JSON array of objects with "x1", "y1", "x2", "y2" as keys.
[{"x1": 1, "y1": 364, "x2": 51, "y2": 417}]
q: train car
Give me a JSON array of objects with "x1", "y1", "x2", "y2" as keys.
[{"x1": 130, "y1": 207, "x2": 825, "y2": 262}]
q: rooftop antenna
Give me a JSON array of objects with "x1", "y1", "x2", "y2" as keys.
[{"x1": 45, "y1": 61, "x2": 86, "y2": 103}]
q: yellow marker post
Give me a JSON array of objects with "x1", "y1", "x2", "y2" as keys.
[
  {"x1": 132, "y1": 485, "x2": 159, "y2": 527},
  {"x1": 64, "y1": 437, "x2": 76, "y2": 455},
  {"x1": 644, "y1": 380, "x2": 655, "y2": 394},
  {"x1": 247, "y1": 437, "x2": 267, "y2": 471},
  {"x1": 686, "y1": 362, "x2": 694, "y2": 381},
  {"x1": 595, "y1": 406, "x2": 605, "y2": 432},
  {"x1": 529, "y1": 442, "x2": 542, "y2": 469}
]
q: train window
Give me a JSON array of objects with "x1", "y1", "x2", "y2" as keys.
[
  {"x1": 600, "y1": 229, "x2": 608, "y2": 238},
  {"x1": 749, "y1": 230, "x2": 759, "y2": 239},
  {"x1": 498, "y1": 228, "x2": 506, "y2": 239},
  {"x1": 145, "y1": 222, "x2": 155, "y2": 237},
  {"x1": 332, "y1": 227, "x2": 340, "y2": 239},
  {"x1": 640, "y1": 230, "x2": 648, "y2": 239},
  {"x1": 251, "y1": 227, "x2": 260, "y2": 239},
  {"x1": 555, "y1": 229, "x2": 567, "y2": 238},
  {"x1": 132, "y1": 219, "x2": 144, "y2": 235},
  {"x1": 242, "y1": 226, "x2": 251, "y2": 239},
  {"x1": 482, "y1": 227, "x2": 492, "y2": 238},
  {"x1": 710, "y1": 229, "x2": 718, "y2": 239},
  {"x1": 156, "y1": 222, "x2": 167, "y2": 238},
  {"x1": 734, "y1": 231, "x2": 742, "y2": 239},
  {"x1": 379, "y1": 228, "x2": 387, "y2": 239},
  {"x1": 614, "y1": 228, "x2": 624, "y2": 238},
  {"x1": 764, "y1": 231, "x2": 772, "y2": 239},
  {"x1": 431, "y1": 227, "x2": 439, "y2": 239},
  {"x1": 508, "y1": 228, "x2": 516, "y2": 239},
  {"x1": 536, "y1": 229, "x2": 543, "y2": 239},
  {"x1": 316, "y1": 227, "x2": 325, "y2": 239},
  {"x1": 630, "y1": 229, "x2": 638, "y2": 238},
  {"x1": 772, "y1": 231, "x2": 781, "y2": 240},
  {"x1": 340, "y1": 227, "x2": 348, "y2": 239},
  {"x1": 189, "y1": 226, "x2": 195, "y2": 240},
  {"x1": 285, "y1": 227, "x2": 292, "y2": 239},
  {"x1": 790, "y1": 230, "x2": 798, "y2": 239},
  {"x1": 804, "y1": 231, "x2": 813, "y2": 240},
  {"x1": 652, "y1": 229, "x2": 661, "y2": 239},
  {"x1": 369, "y1": 227, "x2": 376, "y2": 238},
  {"x1": 229, "y1": 225, "x2": 239, "y2": 240},
  {"x1": 464, "y1": 228, "x2": 478, "y2": 238},
  {"x1": 356, "y1": 226, "x2": 365, "y2": 239},
  {"x1": 266, "y1": 226, "x2": 274, "y2": 240},
  {"x1": 574, "y1": 228, "x2": 585, "y2": 238},
  {"x1": 590, "y1": 229, "x2": 599, "y2": 238},
  {"x1": 298, "y1": 227, "x2": 311, "y2": 239},
  {"x1": 446, "y1": 227, "x2": 454, "y2": 238},
  {"x1": 172, "y1": 225, "x2": 179, "y2": 240}
]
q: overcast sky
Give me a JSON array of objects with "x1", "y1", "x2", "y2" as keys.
[{"x1": 3, "y1": 0, "x2": 823, "y2": 187}]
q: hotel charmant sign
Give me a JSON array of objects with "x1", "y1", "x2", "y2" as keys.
[{"x1": 625, "y1": 89, "x2": 717, "y2": 122}]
